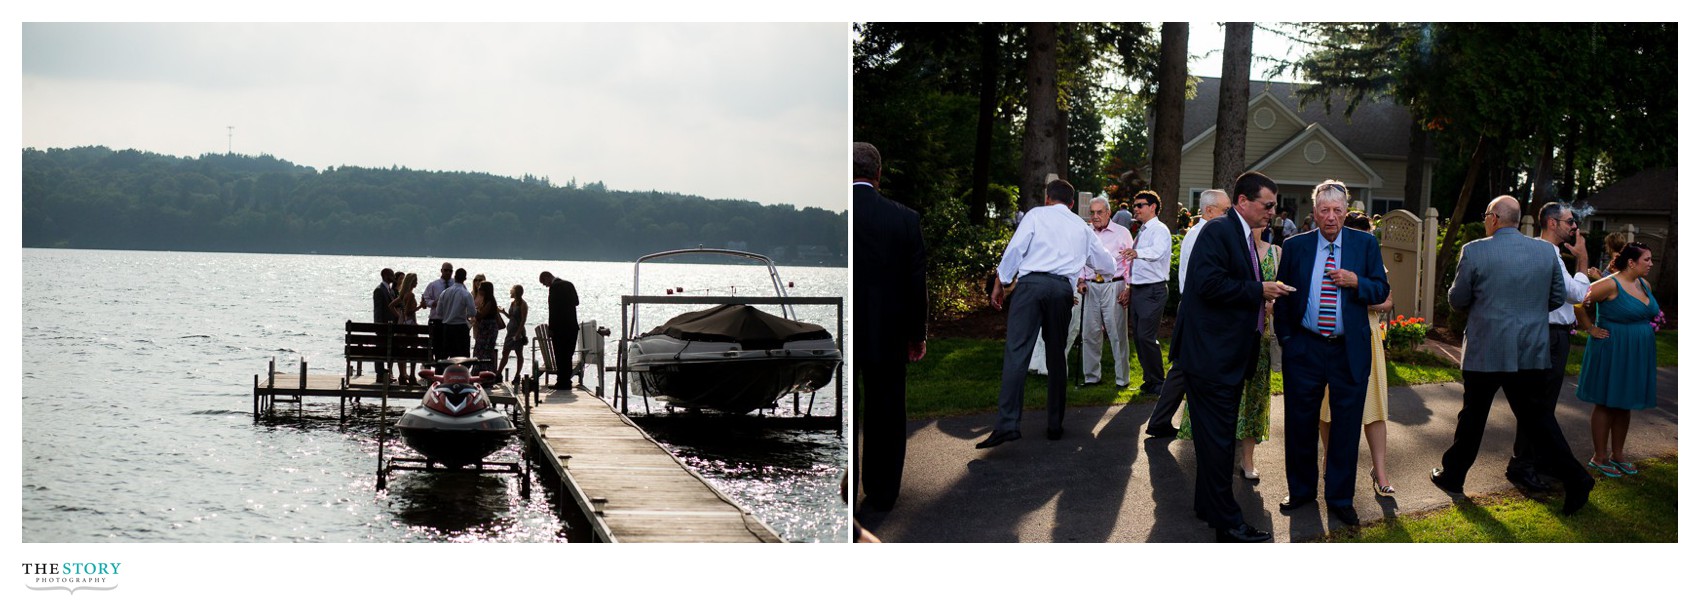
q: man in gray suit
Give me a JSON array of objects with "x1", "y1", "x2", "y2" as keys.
[{"x1": 1431, "y1": 196, "x2": 1594, "y2": 514}]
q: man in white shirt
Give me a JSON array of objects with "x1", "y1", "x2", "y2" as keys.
[
  {"x1": 1080, "y1": 197, "x2": 1135, "y2": 387},
  {"x1": 1125, "y1": 190, "x2": 1172, "y2": 395},
  {"x1": 979, "y1": 179, "x2": 1118, "y2": 448},
  {"x1": 420, "y1": 262, "x2": 454, "y2": 360},
  {"x1": 1147, "y1": 189, "x2": 1231, "y2": 437},
  {"x1": 1507, "y1": 201, "x2": 1597, "y2": 491},
  {"x1": 436, "y1": 268, "x2": 475, "y2": 359}
]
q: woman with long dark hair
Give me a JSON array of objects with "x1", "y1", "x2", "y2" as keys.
[
  {"x1": 1576, "y1": 242, "x2": 1660, "y2": 478},
  {"x1": 473, "y1": 280, "x2": 503, "y2": 371}
]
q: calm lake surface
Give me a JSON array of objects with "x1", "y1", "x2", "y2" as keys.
[{"x1": 22, "y1": 248, "x2": 848, "y2": 542}]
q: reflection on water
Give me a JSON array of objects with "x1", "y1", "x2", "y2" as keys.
[{"x1": 24, "y1": 249, "x2": 846, "y2": 543}]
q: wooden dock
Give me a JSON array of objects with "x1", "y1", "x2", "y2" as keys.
[
  {"x1": 528, "y1": 387, "x2": 785, "y2": 543},
  {"x1": 252, "y1": 358, "x2": 519, "y2": 421}
]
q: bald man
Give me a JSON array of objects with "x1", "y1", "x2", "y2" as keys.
[{"x1": 1431, "y1": 196, "x2": 1594, "y2": 515}]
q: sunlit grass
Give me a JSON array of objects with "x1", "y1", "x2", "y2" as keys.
[{"x1": 1331, "y1": 456, "x2": 1677, "y2": 543}]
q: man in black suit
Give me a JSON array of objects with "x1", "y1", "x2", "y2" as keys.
[
  {"x1": 1170, "y1": 171, "x2": 1291, "y2": 542},
  {"x1": 852, "y1": 142, "x2": 927, "y2": 513},
  {"x1": 1272, "y1": 181, "x2": 1389, "y2": 527},
  {"x1": 370, "y1": 267, "x2": 397, "y2": 380},
  {"x1": 538, "y1": 271, "x2": 579, "y2": 390}
]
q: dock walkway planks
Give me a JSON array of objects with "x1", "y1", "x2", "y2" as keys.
[{"x1": 529, "y1": 388, "x2": 784, "y2": 543}]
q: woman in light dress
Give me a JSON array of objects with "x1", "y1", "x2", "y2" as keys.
[
  {"x1": 1319, "y1": 212, "x2": 1396, "y2": 496},
  {"x1": 498, "y1": 284, "x2": 529, "y2": 382},
  {"x1": 388, "y1": 272, "x2": 422, "y2": 385}
]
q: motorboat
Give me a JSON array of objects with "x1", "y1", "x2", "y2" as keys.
[
  {"x1": 623, "y1": 249, "x2": 842, "y2": 414},
  {"x1": 394, "y1": 364, "x2": 517, "y2": 467}
]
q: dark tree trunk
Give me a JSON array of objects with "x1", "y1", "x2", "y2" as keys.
[
  {"x1": 1531, "y1": 133, "x2": 1555, "y2": 207},
  {"x1": 1437, "y1": 135, "x2": 1490, "y2": 279},
  {"x1": 1019, "y1": 22, "x2": 1064, "y2": 211},
  {"x1": 1212, "y1": 22, "x2": 1253, "y2": 193},
  {"x1": 969, "y1": 23, "x2": 999, "y2": 225},
  {"x1": 1561, "y1": 119, "x2": 1578, "y2": 200},
  {"x1": 1151, "y1": 22, "x2": 1188, "y2": 224},
  {"x1": 1405, "y1": 118, "x2": 1427, "y2": 213}
]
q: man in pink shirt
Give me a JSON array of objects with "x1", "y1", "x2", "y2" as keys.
[{"x1": 1079, "y1": 197, "x2": 1134, "y2": 387}]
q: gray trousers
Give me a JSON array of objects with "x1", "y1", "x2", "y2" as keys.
[
  {"x1": 995, "y1": 273, "x2": 1072, "y2": 433},
  {"x1": 1128, "y1": 282, "x2": 1168, "y2": 388},
  {"x1": 1081, "y1": 280, "x2": 1129, "y2": 385}
]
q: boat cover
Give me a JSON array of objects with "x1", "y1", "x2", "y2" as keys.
[{"x1": 642, "y1": 304, "x2": 831, "y2": 350}]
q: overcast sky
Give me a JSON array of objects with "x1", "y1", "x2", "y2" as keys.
[{"x1": 21, "y1": 23, "x2": 849, "y2": 211}]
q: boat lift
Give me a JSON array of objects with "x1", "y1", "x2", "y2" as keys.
[
  {"x1": 374, "y1": 356, "x2": 533, "y2": 498},
  {"x1": 614, "y1": 248, "x2": 844, "y2": 433}
]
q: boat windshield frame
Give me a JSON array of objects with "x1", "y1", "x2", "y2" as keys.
[{"x1": 630, "y1": 248, "x2": 795, "y2": 329}]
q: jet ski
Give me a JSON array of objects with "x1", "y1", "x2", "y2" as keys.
[{"x1": 394, "y1": 364, "x2": 517, "y2": 467}]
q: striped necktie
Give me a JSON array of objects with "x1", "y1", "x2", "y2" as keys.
[{"x1": 1318, "y1": 242, "x2": 1338, "y2": 336}]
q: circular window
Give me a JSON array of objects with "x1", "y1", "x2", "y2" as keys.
[
  {"x1": 1304, "y1": 141, "x2": 1327, "y2": 163},
  {"x1": 1253, "y1": 107, "x2": 1275, "y2": 130}
]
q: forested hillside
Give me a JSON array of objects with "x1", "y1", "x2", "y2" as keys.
[{"x1": 22, "y1": 146, "x2": 846, "y2": 265}]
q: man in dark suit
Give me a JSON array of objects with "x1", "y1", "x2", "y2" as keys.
[
  {"x1": 538, "y1": 271, "x2": 579, "y2": 390},
  {"x1": 1170, "y1": 171, "x2": 1291, "y2": 542},
  {"x1": 370, "y1": 267, "x2": 397, "y2": 379},
  {"x1": 1431, "y1": 196, "x2": 1594, "y2": 514},
  {"x1": 1272, "y1": 181, "x2": 1389, "y2": 527},
  {"x1": 851, "y1": 142, "x2": 927, "y2": 513}
]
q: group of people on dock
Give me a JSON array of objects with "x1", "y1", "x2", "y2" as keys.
[
  {"x1": 853, "y1": 142, "x2": 1663, "y2": 542},
  {"x1": 369, "y1": 262, "x2": 581, "y2": 390}
]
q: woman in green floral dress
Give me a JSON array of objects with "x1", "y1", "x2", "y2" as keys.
[{"x1": 1179, "y1": 225, "x2": 1278, "y2": 480}]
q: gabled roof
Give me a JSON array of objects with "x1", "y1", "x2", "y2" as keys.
[
  {"x1": 1248, "y1": 123, "x2": 1385, "y2": 188},
  {"x1": 1185, "y1": 77, "x2": 1434, "y2": 160},
  {"x1": 1582, "y1": 167, "x2": 1676, "y2": 213}
]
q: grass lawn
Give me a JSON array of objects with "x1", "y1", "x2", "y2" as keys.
[
  {"x1": 903, "y1": 331, "x2": 1677, "y2": 420},
  {"x1": 1330, "y1": 456, "x2": 1677, "y2": 542}
]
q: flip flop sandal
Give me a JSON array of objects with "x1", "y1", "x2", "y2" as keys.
[
  {"x1": 1588, "y1": 459, "x2": 1623, "y2": 478},
  {"x1": 1610, "y1": 460, "x2": 1639, "y2": 476}
]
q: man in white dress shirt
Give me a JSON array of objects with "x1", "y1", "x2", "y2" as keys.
[
  {"x1": 1147, "y1": 189, "x2": 1231, "y2": 437},
  {"x1": 1125, "y1": 190, "x2": 1172, "y2": 395},
  {"x1": 979, "y1": 179, "x2": 1118, "y2": 448},
  {"x1": 1506, "y1": 201, "x2": 1597, "y2": 491},
  {"x1": 421, "y1": 262, "x2": 454, "y2": 360},
  {"x1": 1079, "y1": 197, "x2": 1134, "y2": 387}
]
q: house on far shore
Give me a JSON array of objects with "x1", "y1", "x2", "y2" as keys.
[
  {"x1": 1164, "y1": 77, "x2": 1439, "y2": 220},
  {"x1": 1577, "y1": 167, "x2": 1677, "y2": 306}
]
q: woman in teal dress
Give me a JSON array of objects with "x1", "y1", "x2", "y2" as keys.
[
  {"x1": 1179, "y1": 226, "x2": 1277, "y2": 481},
  {"x1": 1576, "y1": 242, "x2": 1660, "y2": 478}
]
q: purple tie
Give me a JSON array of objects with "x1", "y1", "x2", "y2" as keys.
[{"x1": 1249, "y1": 229, "x2": 1263, "y2": 333}]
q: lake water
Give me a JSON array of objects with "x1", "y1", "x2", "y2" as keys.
[{"x1": 21, "y1": 248, "x2": 848, "y2": 543}]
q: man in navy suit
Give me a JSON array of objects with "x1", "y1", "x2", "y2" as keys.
[
  {"x1": 1272, "y1": 180, "x2": 1389, "y2": 527},
  {"x1": 852, "y1": 142, "x2": 927, "y2": 512},
  {"x1": 1170, "y1": 171, "x2": 1292, "y2": 542}
]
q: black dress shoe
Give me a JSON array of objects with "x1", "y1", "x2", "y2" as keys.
[
  {"x1": 1140, "y1": 383, "x2": 1164, "y2": 395},
  {"x1": 1278, "y1": 496, "x2": 1316, "y2": 512},
  {"x1": 1506, "y1": 468, "x2": 1552, "y2": 491},
  {"x1": 1327, "y1": 505, "x2": 1361, "y2": 526},
  {"x1": 976, "y1": 430, "x2": 1022, "y2": 449},
  {"x1": 1430, "y1": 468, "x2": 1464, "y2": 494},
  {"x1": 1145, "y1": 424, "x2": 1179, "y2": 439},
  {"x1": 1562, "y1": 476, "x2": 1595, "y2": 515},
  {"x1": 1046, "y1": 427, "x2": 1064, "y2": 440},
  {"x1": 1215, "y1": 523, "x2": 1272, "y2": 543}
]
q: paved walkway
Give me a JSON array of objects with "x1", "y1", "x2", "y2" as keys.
[{"x1": 858, "y1": 367, "x2": 1678, "y2": 543}]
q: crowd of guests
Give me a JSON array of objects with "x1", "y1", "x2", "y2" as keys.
[
  {"x1": 853, "y1": 138, "x2": 1664, "y2": 542},
  {"x1": 367, "y1": 262, "x2": 581, "y2": 390}
]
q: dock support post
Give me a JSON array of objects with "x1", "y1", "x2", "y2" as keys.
[{"x1": 253, "y1": 374, "x2": 260, "y2": 421}]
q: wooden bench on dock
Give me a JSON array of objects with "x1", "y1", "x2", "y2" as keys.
[{"x1": 344, "y1": 321, "x2": 432, "y2": 386}]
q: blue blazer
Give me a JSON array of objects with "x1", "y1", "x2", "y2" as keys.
[{"x1": 1272, "y1": 228, "x2": 1389, "y2": 382}]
